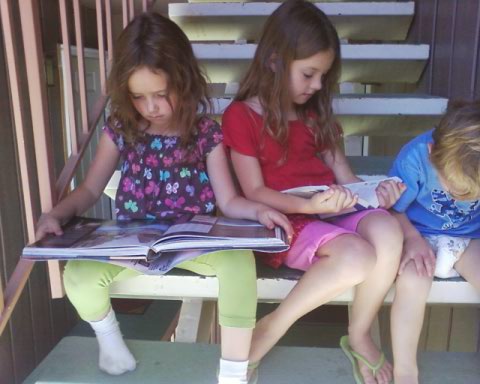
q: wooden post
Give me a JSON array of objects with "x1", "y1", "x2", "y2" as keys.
[{"x1": 19, "y1": 0, "x2": 63, "y2": 297}]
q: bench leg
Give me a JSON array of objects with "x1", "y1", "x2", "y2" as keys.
[{"x1": 175, "y1": 299, "x2": 216, "y2": 343}]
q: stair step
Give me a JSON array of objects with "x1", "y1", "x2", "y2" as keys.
[
  {"x1": 210, "y1": 95, "x2": 447, "y2": 136},
  {"x1": 24, "y1": 336, "x2": 480, "y2": 384},
  {"x1": 169, "y1": 2, "x2": 415, "y2": 41},
  {"x1": 195, "y1": 43, "x2": 429, "y2": 84}
]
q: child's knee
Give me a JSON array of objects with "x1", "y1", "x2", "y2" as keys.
[
  {"x1": 367, "y1": 213, "x2": 404, "y2": 245},
  {"x1": 227, "y1": 250, "x2": 256, "y2": 278},
  {"x1": 64, "y1": 261, "x2": 93, "y2": 289},
  {"x1": 64, "y1": 261, "x2": 113, "y2": 292},
  {"x1": 396, "y1": 263, "x2": 433, "y2": 297},
  {"x1": 212, "y1": 250, "x2": 256, "y2": 280},
  {"x1": 333, "y1": 236, "x2": 376, "y2": 284}
]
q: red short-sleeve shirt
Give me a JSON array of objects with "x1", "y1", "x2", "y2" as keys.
[{"x1": 222, "y1": 101, "x2": 335, "y2": 191}]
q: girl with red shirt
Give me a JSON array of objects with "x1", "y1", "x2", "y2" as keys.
[{"x1": 222, "y1": 1, "x2": 405, "y2": 383}]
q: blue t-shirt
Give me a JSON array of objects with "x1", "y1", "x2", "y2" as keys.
[{"x1": 389, "y1": 129, "x2": 480, "y2": 238}]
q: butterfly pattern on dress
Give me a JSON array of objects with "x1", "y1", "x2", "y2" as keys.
[{"x1": 104, "y1": 116, "x2": 223, "y2": 220}]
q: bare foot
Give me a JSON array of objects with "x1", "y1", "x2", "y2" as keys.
[{"x1": 348, "y1": 333, "x2": 392, "y2": 384}]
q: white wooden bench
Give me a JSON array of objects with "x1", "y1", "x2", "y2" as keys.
[
  {"x1": 104, "y1": 158, "x2": 480, "y2": 344},
  {"x1": 108, "y1": 263, "x2": 480, "y2": 344}
]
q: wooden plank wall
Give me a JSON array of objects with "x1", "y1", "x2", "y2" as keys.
[{"x1": 411, "y1": 0, "x2": 480, "y2": 100}]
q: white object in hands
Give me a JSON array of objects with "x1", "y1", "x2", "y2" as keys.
[{"x1": 282, "y1": 176, "x2": 402, "y2": 218}]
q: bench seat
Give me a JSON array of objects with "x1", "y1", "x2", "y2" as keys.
[{"x1": 110, "y1": 263, "x2": 480, "y2": 305}]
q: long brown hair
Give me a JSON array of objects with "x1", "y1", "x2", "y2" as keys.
[
  {"x1": 107, "y1": 12, "x2": 210, "y2": 146},
  {"x1": 235, "y1": 0, "x2": 341, "y2": 154}
]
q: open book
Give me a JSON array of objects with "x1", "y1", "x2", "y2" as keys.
[
  {"x1": 282, "y1": 177, "x2": 402, "y2": 219},
  {"x1": 22, "y1": 214, "x2": 289, "y2": 263}
]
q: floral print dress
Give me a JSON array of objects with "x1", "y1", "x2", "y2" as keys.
[{"x1": 104, "y1": 116, "x2": 222, "y2": 220}]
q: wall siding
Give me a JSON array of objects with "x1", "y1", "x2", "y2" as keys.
[{"x1": 411, "y1": 0, "x2": 480, "y2": 101}]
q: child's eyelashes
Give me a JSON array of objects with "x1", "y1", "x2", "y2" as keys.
[
  {"x1": 130, "y1": 93, "x2": 167, "y2": 100},
  {"x1": 303, "y1": 73, "x2": 313, "y2": 79}
]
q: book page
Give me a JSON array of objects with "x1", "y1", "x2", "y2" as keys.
[
  {"x1": 72, "y1": 221, "x2": 169, "y2": 249},
  {"x1": 282, "y1": 177, "x2": 401, "y2": 207},
  {"x1": 343, "y1": 177, "x2": 402, "y2": 208},
  {"x1": 152, "y1": 214, "x2": 288, "y2": 253}
]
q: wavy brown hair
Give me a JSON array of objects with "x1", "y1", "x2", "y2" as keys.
[
  {"x1": 235, "y1": 0, "x2": 342, "y2": 155},
  {"x1": 107, "y1": 12, "x2": 210, "y2": 146},
  {"x1": 431, "y1": 100, "x2": 480, "y2": 200}
]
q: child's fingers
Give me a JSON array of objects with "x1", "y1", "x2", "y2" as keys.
[
  {"x1": 312, "y1": 189, "x2": 335, "y2": 203},
  {"x1": 413, "y1": 255, "x2": 427, "y2": 276},
  {"x1": 376, "y1": 192, "x2": 387, "y2": 208},
  {"x1": 398, "y1": 253, "x2": 414, "y2": 275},
  {"x1": 334, "y1": 190, "x2": 348, "y2": 211},
  {"x1": 341, "y1": 188, "x2": 356, "y2": 209},
  {"x1": 259, "y1": 214, "x2": 275, "y2": 229},
  {"x1": 424, "y1": 250, "x2": 436, "y2": 277},
  {"x1": 383, "y1": 181, "x2": 401, "y2": 201},
  {"x1": 35, "y1": 228, "x2": 46, "y2": 241},
  {"x1": 346, "y1": 194, "x2": 358, "y2": 209},
  {"x1": 272, "y1": 213, "x2": 293, "y2": 238},
  {"x1": 376, "y1": 183, "x2": 395, "y2": 207}
]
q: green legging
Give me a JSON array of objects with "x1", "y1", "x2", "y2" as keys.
[{"x1": 63, "y1": 250, "x2": 257, "y2": 328}]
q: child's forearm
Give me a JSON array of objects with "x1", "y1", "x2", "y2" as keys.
[
  {"x1": 48, "y1": 185, "x2": 99, "y2": 223},
  {"x1": 391, "y1": 211, "x2": 422, "y2": 240},
  {"x1": 240, "y1": 185, "x2": 313, "y2": 215}
]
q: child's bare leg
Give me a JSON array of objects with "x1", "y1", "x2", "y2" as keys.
[
  {"x1": 249, "y1": 234, "x2": 375, "y2": 364},
  {"x1": 217, "y1": 327, "x2": 253, "y2": 384},
  {"x1": 454, "y1": 239, "x2": 480, "y2": 290},
  {"x1": 221, "y1": 327, "x2": 252, "y2": 361},
  {"x1": 391, "y1": 261, "x2": 432, "y2": 384},
  {"x1": 349, "y1": 213, "x2": 403, "y2": 384}
]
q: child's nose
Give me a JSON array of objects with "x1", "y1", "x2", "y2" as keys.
[
  {"x1": 312, "y1": 78, "x2": 322, "y2": 91},
  {"x1": 147, "y1": 99, "x2": 159, "y2": 113}
]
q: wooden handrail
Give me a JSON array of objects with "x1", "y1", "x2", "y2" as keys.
[
  {"x1": 0, "y1": 0, "x2": 155, "y2": 337},
  {"x1": 55, "y1": 95, "x2": 108, "y2": 200},
  {"x1": 0, "y1": 260, "x2": 35, "y2": 335}
]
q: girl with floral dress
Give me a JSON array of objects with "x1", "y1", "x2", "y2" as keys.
[{"x1": 35, "y1": 13, "x2": 291, "y2": 384}]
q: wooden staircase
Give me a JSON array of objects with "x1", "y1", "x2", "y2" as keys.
[
  {"x1": 172, "y1": 1, "x2": 447, "y2": 142},
  {"x1": 23, "y1": 336, "x2": 480, "y2": 383}
]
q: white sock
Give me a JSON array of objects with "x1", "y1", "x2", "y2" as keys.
[
  {"x1": 217, "y1": 359, "x2": 249, "y2": 384},
  {"x1": 88, "y1": 307, "x2": 137, "y2": 375}
]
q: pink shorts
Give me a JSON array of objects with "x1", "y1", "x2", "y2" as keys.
[{"x1": 283, "y1": 209, "x2": 389, "y2": 271}]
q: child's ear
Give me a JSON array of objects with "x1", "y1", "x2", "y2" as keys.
[{"x1": 427, "y1": 142, "x2": 433, "y2": 154}]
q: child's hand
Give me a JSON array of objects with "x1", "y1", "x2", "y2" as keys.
[
  {"x1": 256, "y1": 207, "x2": 293, "y2": 241},
  {"x1": 376, "y1": 180, "x2": 406, "y2": 209},
  {"x1": 35, "y1": 213, "x2": 63, "y2": 241},
  {"x1": 309, "y1": 185, "x2": 358, "y2": 215},
  {"x1": 398, "y1": 235, "x2": 436, "y2": 277}
]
